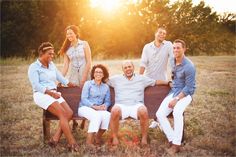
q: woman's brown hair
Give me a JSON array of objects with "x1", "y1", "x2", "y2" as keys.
[
  {"x1": 91, "y1": 64, "x2": 109, "y2": 83},
  {"x1": 58, "y1": 25, "x2": 80, "y2": 56}
]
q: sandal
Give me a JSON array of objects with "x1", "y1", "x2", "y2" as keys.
[
  {"x1": 48, "y1": 138, "x2": 58, "y2": 147},
  {"x1": 68, "y1": 143, "x2": 79, "y2": 152}
]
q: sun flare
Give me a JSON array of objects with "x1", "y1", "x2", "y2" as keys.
[{"x1": 90, "y1": 0, "x2": 121, "y2": 12}]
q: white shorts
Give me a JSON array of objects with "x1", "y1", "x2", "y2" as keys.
[
  {"x1": 33, "y1": 92, "x2": 65, "y2": 110},
  {"x1": 114, "y1": 103, "x2": 144, "y2": 120}
]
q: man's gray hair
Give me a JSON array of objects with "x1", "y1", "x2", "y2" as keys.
[{"x1": 122, "y1": 60, "x2": 134, "y2": 69}]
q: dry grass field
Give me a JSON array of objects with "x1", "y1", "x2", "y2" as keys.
[{"x1": 0, "y1": 56, "x2": 236, "y2": 157}]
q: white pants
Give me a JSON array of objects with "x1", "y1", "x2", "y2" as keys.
[
  {"x1": 156, "y1": 93, "x2": 192, "y2": 145},
  {"x1": 78, "y1": 106, "x2": 111, "y2": 133}
]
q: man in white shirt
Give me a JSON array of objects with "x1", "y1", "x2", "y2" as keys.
[
  {"x1": 140, "y1": 27, "x2": 173, "y2": 128},
  {"x1": 108, "y1": 60, "x2": 169, "y2": 146}
]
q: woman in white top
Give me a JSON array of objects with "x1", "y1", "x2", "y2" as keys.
[
  {"x1": 58, "y1": 25, "x2": 92, "y2": 86},
  {"x1": 58, "y1": 25, "x2": 92, "y2": 128}
]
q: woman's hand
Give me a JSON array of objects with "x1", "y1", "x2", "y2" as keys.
[
  {"x1": 92, "y1": 104, "x2": 106, "y2": 111},
  {"x1": 50, "y1": 91, "x2": 61, "y2": 99},
  {"x1": 57, "y1": 83, "x2": 63, "y2": 87},
  {"x1": 67, "y1": 82, "x2": 77, "y2": 87}
]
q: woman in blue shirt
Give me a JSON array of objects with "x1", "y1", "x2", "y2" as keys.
[
  {"x1": 78, "y1": 64, "x2": 111, "y2": 147},
  {"x1": 28, "y1": 42, "x2": 79, "y2": 152}
]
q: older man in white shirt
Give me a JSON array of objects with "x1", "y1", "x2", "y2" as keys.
[{"x1": 108, "y1": 60, "x2": 169, "y2": 146}]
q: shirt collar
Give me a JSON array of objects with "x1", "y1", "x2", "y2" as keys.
[
  {"x1": 151, "y1": 40, "x2": 166, "y2": 49},
  {"x1": 70, "y1": 39, "x2": 83, "y2": 47},
  {"x1": 36, "y1": 59, "x2": 53, "y2": 69},
  {"x1": 174, "y1": 56, "x2": 187, "y2": 66},
  {"x1": 91, "y1": 79, "x2": 104, "y2": 86},
  {"x1": 123, "y1": 73, "x2": 136, "y2": 80}
]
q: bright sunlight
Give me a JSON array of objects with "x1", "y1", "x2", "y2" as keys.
[
  {"x1": 90, "y1": 0, "x2": 141, "y2": 12},
  {"x1": 90, "y1": 0, "x2": 121, "y2": 12}
]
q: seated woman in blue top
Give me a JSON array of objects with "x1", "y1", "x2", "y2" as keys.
[
  {"x1": 78, "y1": 64, "x2": 111, "y2": 146},
  {"x1": 28, "y1": 42, "x2": 79, "y2": 152}
]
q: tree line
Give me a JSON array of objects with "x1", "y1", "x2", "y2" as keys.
[{"x1": 1, "y1": 0, "x2": 235, "y2": 58}]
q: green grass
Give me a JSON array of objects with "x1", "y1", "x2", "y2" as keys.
[{"x1": 1, "y1": 56, "x2": 236, "y2": 156}]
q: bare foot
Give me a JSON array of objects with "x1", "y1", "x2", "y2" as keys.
[
  {"x1": 141, "y1": 137, "x2": 148, "y2": 146},
  {"x1": 95, "y1": 137, "x2": 103, "y2": 146},
  {"x1": 112, "y1": 137, "x2": 119, "y2": 146}
]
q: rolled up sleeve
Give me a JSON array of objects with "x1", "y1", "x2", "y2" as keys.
[
  {"x1": 28, "y1": 65, "x2": 46, "y2": 93},
  {"x1": 182, "y1": 65, "x2": 196, "y2": 96},
  {"x1": 140, "y1": 45, "x2": 148, "y2": 68},
  {"x1": 80, "y1": 82, "x2": 94, "y2": 107}
]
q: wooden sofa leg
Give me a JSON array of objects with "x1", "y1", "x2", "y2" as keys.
[
  {"x1": 80, "y1": 119, "x2": 86, "y2": 129},
  {"x1": 43, "y1": 115, "x2": 50, "y2": 143}
]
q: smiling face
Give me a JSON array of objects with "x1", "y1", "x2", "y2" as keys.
[
  {"x1": 94, "y1": 67, "x2": 104, "y2": 82},
  {"x1": 155, "y1": 28, "x2": 166, "y2": 42},
  {"x1": 66, "y1": 29, "x2": 77, "y2": 42},
  {"x1": 173, "y1": 42, "x2": 185, "y2": 59},
  {"x1": 122, "y1": 61, "x2": 134, "y2": 78},
  {"x1": 40, "y1": 49, "x2": 55, "y2": 63}
]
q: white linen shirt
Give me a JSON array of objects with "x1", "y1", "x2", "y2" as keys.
[
  {"x1": 140, "y1": 40, "x2": 173, "y2": 81},
  {"x1": 107, "y1": 74, "x2": 156, "y2": 106}
]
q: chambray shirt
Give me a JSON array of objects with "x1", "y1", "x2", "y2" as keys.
[
  {"x1": 108, "y1": 74, "x2": 156, "y2": 105},
  {"x1": 80, "y1": 80, "x2": 111, "y2": 108},
  {"x1": 28, "y1": 59, "x2": 69, "y2": 93},
  {"x1": 140, "y1": 40, "x2": 173, "y2": 81},
  {"x1": 170, "y1": 56, "x2": 196, "y2": 97}
]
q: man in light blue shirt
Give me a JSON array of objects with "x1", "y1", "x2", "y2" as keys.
[{"x1": 156, "y1": 39, "x2": 196, "y2": 155}]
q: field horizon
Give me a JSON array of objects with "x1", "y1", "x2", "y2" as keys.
[{"x1": 0, "y1": 56, "x2": 236, "y2": 157}]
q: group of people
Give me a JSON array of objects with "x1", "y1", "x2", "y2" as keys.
[{"x1": 28, "y1": 25, "x2": 196, "y2": 154}]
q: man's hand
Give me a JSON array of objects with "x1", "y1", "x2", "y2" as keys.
[{"x1": 168, "y1": 99, "x2": 178, "y2": 108}]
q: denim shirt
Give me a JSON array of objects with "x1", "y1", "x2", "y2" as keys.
[
  {"x1": 28, "y1": 59, "x2": 69, "y2": 93},
  {"x1": 169, "y1": 56, "x2": 196, "y2": 97},
  {"x1": 80, "y1": 80, "x2": 111, "y2": 108}
]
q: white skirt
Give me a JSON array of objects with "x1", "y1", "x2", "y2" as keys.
[{"x1": 33, "y1": 92, "x2": 65, "y2": 110}]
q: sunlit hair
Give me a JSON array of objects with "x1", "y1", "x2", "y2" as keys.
[
  {"x1": 58, "y1": 25, "x2": 80, "y2": 56},
  {"x1": 91, "y1": 64, "x2": 109, "y2": 83},
  {"x1": 174, "y1": 39, "x2": 186, "y2": 49},
  {"x1": 122, "y1": 60, "x2": 134, "y2": 69},
  {"x1": 156, "y1": 26, "x2": 167, "y2": 33},
  {"x1": 38, "y1": 42, "x2": 54, "y2": 56}
]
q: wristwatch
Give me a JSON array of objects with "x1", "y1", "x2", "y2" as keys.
[{"x1": 175, "y1": 96, "x2": 180, "y2": 101}]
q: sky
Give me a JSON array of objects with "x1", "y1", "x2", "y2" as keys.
[{"x1": 171, "y1": 0, "x2": 236, "y2": 14}]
